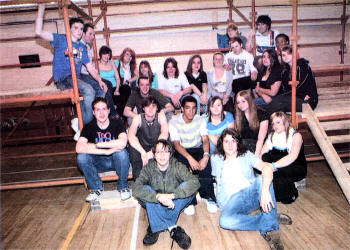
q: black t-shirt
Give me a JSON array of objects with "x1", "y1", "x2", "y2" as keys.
[
  {"x1": 257, "y1": 67, "x2": 283, "y2": 95},
  {"x1": 241, "y1": 109, "x2": 269, "y2": 140},
  {"x1": 126, "y1": 88, "x2": 170, "y2": 113},
  {"x1": 81, "y1": 119, "x2": 126, "y2": 143},
  {"x1": 184, "y1": 71, "x2": 207, "y2": 93}
]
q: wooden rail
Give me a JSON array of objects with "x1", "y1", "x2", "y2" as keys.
[{"x1": 303, "y1": 103, "x2": 350, "y2": 204}]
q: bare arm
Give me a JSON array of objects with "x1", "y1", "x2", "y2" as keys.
[
  {"x1": 255, "y1": 120, "x2": 268, "y2": 156},
  {"x1": 96, "y1": 132, "x2": 128, "y2": 150},
  {"x1": 128, "y1": 115, "x2": 146, "y2": 155},
  {"x1": 245, "y1": 29, "x2": 255, "y2": 53},
  {"x1": 76, "y1": 136, "x2": 124, "y2": 155},
  {"x1": 157, "y1": 110, "x2": 169, "y2": 140},
  {"x1": 198, "y1": 135, "x2": 210, "y2": 170},
  {"x1": 260, "y1": 162, "x2": 275, "y2": 213},
  {"x1": 258, "y1": 81, "x2": 282, "y2": 97},
  {"x1": 173, "y1": 140, "x2": 199, "y2": 170},
  {"x1": 191, "y1": 84, "x2": 202, "y2": 96},
  {"x1": 86, "y1": 62, "x2": 107, "y2": 92},
  {"x1": 35, "y1": 4, "x2": 53, "y2": 41},
  {"x1": 274, "y1": 133, "x2": 303, "y2": 168},
  {"x1": 111, "y1": 60, "x2": 121, "y2": 93},
  {"x1": 123, "y1": 106, "x2": 138, "y2": 119}
]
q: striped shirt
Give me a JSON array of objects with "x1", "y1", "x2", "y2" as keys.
[{"x1": 169, "y1": 114, "x2": 208, "y2": 148}]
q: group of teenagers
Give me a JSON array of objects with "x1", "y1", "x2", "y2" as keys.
[{"x1": 35, "y1": 4, "x2": 315, "y2": 249}]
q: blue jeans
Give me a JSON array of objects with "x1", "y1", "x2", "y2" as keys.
[
  {"x1": 77, "y1": 149, "x2": 130, "y2": 191},
  {"x1": 140, "y1": 185, "x2": 194, "y2": 233},
  {"x1": 254, "y1": 97, "x2": 268, "y2": 108},
  {"x1": 57, "y1": 75, "x2": 95, "y2": 124},
  {"x1": 219, "y1": 175, "x2": 279, "y2": 235},
  {"x1": 79, "y1": 74, "x2": 105, "y2": 98}
]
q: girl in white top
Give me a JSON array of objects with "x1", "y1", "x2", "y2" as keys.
[{"x1": 158, "y1": 57, "x2": 192, "y2": 108}]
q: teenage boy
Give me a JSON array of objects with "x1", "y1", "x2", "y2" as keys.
[
  {"x1": 133, "y1": 139, "x2": 200, "y2": 249},
  {"x1": 79, "y1": 23, "x2": 117, "y2": 118},
  {"x1": 123, "y1": 76, "x2": 174, "y2": 120},
  {"x1": 169, "y1": 96, "x2": 217, "y2": 215},
  {"x1": 225, "y1": 37, "x2": 258, "y2": 94},
  {"x1": 76, "y1": 97, "x2": 131, "y2": 202},
  {"x1": 128, "y1": 96, "x2": 169, "y2": 179},
  {"x1": 246, "y1": 15, "x2": 280, "y2": 56},
  {"x1": 35, "y1": 4, "x2": 106, "y2": 124},
  {"x1": 217, "y1": 23, "x2": 248, "y2": 53}
]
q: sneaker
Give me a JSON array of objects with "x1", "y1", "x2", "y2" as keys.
[
  {"x1": 143, "y1": 226, "x2": 159, "y2": 245},
  {"x1": 262, "y1": 230, "x2": 284, "y2": 250},
  {"x1": 170, "y1": 226, "x2": 191, "y2": 249},
  {"x1": 295, "y1": 178, "x2": 306, "y2": 189},
  {"x1": 120, "y1": 188, "x2": 131, "y2": 200},
  {"x1": 86, "y1": 190, "x2": 103, "y2": 202},
  {"x1": 183, "y1": 205, "x2": 195, "y2": 216},
  {"x1": 73, "y1": 130, "x2": 80, "y2": 141},
  {"x1": 278, "y1": 213, "x2": 293, "y2": 225},
  {"x1": 71, "y1": 117, "x2": 79, "y2": 132},
  {"x1": 205, "y1": 198, "x2": 218, "y2": 214}
]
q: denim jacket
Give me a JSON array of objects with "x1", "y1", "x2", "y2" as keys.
[{"x1": 211, "y1": 151, "x2": 260, "y2": 208}]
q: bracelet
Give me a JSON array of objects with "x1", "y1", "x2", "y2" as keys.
[
  {"x1": 271, "y1": 162, "x2": 277, "y2": 171},
  {"x1": 203, "y1": 152, "x2": 210, "y2": 157}
]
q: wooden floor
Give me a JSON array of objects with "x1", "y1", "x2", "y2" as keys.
[{"x1": 1, "y1": 161, "x2": 350, "y2": 250}]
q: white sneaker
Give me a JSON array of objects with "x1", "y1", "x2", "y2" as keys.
[
  {"x1": 205, "y1": 199, "x2": 218, "y2": 214},
  {"x1": 86, "y1": 190, "x2": 103, "y2": 202},
  {"x1": 71, "y1": 117, "x2": 79, "y2": 132},
  {"x1": 184, "y1": 205, "x2": 195, "y2": 216},
  {"x1": 120, "y1": 188, "x2": 131, "y2": 200},
  {"x1": 73, "y1": 130, "x2": 80, "y2": 141}
]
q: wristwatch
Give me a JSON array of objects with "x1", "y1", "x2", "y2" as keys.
[{"x1": 203, "y1": 152, "x2": 210, "y2": 157}]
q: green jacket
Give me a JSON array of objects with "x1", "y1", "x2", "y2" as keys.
[{"x1": 132, "y1": 157, "x2": 200, "y2": 203}]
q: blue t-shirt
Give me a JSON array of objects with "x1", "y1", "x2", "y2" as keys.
[
  {"x1": 50, "y1": 33, "x2": 89, "y2": 82},
  {"x1": 100, "y1": 67, "x2": 118, "y2": 87},
  {"x1": 206, "y1": 111, "x2": 235, "y2": 136}
]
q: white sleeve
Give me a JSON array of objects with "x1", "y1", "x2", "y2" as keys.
[
  {"x1": 180, "y1": 73, "x2": 190, "y2": 89},
  {"x1": 157, "y1": 73, "x2": 166, "y2": 90},
  {"x1": 199, "y1": 117, "x2": 208, "y2": 136},
  {"x1": 248, "y1": 53, "x2": 257, "y2": 73},
  {"x1": 169, "y1": 120, "x2": 180, "y2": 142}
]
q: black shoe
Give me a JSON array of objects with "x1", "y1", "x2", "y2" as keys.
[
  {"x1": 143, "y1": 226, "x2": 159, "y2": 246},
  {"x1": 262, "y1": 230, "x2": 284, "y2": 250},
  {"x1": 170, "y1": 226, "x2": 191, "y2": 249}
]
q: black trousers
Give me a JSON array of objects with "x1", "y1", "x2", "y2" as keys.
[{"x1": 174, "y1": 147, "x2": 216, "y2": 205}]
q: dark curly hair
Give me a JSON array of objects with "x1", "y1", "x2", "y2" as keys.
[
  {"x1": 163, "y1": 57, "x2": 179, "y2": 79},
  {"x1": 215, "y1": 128, "x2": 247, "y2": 158}
]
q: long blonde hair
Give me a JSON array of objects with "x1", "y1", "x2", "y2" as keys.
[
  {"x1": 234, "y1": 90, "x2": 259, "y2": 135},
  {"x1": 270, "y1": 111, "x2": 294, "y2": 143}
]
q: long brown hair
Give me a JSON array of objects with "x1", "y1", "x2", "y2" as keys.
[
  {"x1": 234, "y1": 90, "x2": 259, "y2": 135},
  {"x1": 139, "y1": 60, "x2": 154, "y2": 83},
  {"x1": 120, "y1": 47, "x2": 136, "y2": 77},
  {"x1": 207, "y1": 96, "x2": 225, "y2": 123}
]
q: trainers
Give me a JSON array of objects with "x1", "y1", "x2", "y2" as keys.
[
  {"x1": 86, "y1": 190, "x2": 103, "y2": 202},
  {"x1": 295, "y1": 178, "x2": 306, "y2": 189},
  {"x1": 143, "y1": 226, "x2": 159, "y2": 245},
  {"x1": 120, "y1": 188, "x2": 131, "y2": 200},
  {"x1": 278, "y1": 213, "x2": 293, "y2": 225},
  {"x1": 170, "y1": 226, "x2": 191, "y2": 249},
  {"x1": 205, "y1": 198, "x2": 218, "y2": 213},
  {"x1": 263, "y1": 230, "x2": 284, "y2": 250},
  {"x1": 73, "y1": 130, "x2": 80, "y2": 141},
  {"x1": 71, "y1": 118, "x2": 79, "y2": 132},
  {"x1": 184, "y1": 205, "x2": 195, "y2": 216}
]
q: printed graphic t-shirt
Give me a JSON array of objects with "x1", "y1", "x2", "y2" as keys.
[{"x1": 81, "y1": 118, "x2": 126, "y2": 143}]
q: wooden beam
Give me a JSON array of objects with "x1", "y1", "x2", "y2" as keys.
[
  {"x1": 344, "y1": 162, "x2": 350, "y2": 171},
  {"x1": 329, "y1": 135, "x2": 350, "y2": 144},
  {"x1": 321, "y1": 120, "x2": 350, "y2": 131},
  {"x1": 303, "y1": 103, "x2": 350, "y2": 204},
  {"x1": 69, "y1": 1, "x2": 92, "y2": 21}
]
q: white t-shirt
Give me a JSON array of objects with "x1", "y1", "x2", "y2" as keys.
[
  {"x1": 158, "y1": 73, "x2": 190, "y2": 95},
  {"x1": 225, "y1": 50, "x2": 257, "y2": 80},
  {"x1": 255, "y1": 30, "x2": 280, "y2": 56},
  {"x1": 221, "y1": 158, "x2": 251, "y2": 197}
]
